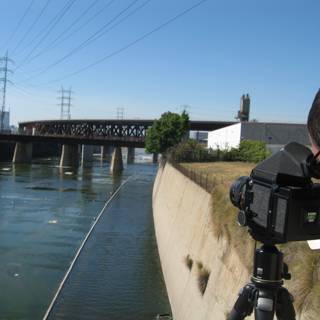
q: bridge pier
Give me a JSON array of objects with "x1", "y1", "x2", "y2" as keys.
[
  {"x1": 100, "y1": 145, "x2": 113, "y2": 161},
  {"x1": 110, "y1": 147, "x2": 123, "y2": 174},
  {"x1": 152, "y1": 153, "x2": 159, "y2": 164},
  {"x1": 127, "y1": 147, "x2": 135, "y2": 164},
  {"x1": 81, "y1": 145, "x2": 94, "y2": 166},
  {"x1": 60, "y1": 144, "x2": 79, "y2": 167},
  {"x1": 12, "y1": 142, "x2": 33, "y2": 164}
]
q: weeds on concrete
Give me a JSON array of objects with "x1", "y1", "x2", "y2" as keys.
[
  {"x1": 198, "y1": 267, "x2": 210, "y2": 296},
  {"x1": 185, "y1": 255, "x2": 193, "y2": 271},
  {"x1": 197, "y1": 261, "x2": 203, "y2": 270}
]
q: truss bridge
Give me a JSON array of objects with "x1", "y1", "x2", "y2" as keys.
[{"x1": 0, "y1": 119, "x2": 235, "y2": 172}]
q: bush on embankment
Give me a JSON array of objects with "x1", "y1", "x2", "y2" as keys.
[{"x1": 167, "y1": 139, "x2": 270, "y2": 163}]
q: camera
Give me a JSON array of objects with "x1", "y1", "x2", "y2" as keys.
[{"x1": 230, "y1": 142, "x2": 320, "y2": 245}]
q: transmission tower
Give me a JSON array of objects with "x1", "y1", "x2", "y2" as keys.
[
  {"x1": 58, "y1": 86, "x2": 73, "y2": 120},
  {"x1": 0, "y1": 52, "x2": 13, "y2": 132},
  {"x1": 117, "y1": 107, "x2": 124, "y2": 120}
]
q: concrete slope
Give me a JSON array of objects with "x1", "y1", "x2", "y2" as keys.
[{"x1": 153, "y1": 163, "x2": 253, "y2": 320}]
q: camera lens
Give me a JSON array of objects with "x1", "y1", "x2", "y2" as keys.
[{"x1": 229, "y1": 176, "x2": 250, "y2": 210}]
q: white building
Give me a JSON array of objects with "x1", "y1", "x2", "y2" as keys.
[
  {"x1": 207, "y1": 122, "x2": 309, "y2": 153},
  {"x1": 189, "y1": 131, "x2": 208, "y2": 144},
  {"x1": 0, "y1": 111, "x2": 10, "y2": 130}
]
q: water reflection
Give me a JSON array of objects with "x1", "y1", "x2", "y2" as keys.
[{"x1": 12, "y1": 163, "x2": 32, "y2": 182}]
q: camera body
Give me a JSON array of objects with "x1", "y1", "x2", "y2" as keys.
[{"x1": 230, "y1": 142, "x2": 320, "y2": 245}]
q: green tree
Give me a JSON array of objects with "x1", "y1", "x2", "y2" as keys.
[{"x1": 145, "y1": 111, "x2": 189, "y2": 154}]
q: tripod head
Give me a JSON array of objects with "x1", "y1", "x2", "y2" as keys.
[
  {"x1": 228, "y1": 244, "x2": 296, "y2": 320},
  {"x1": 252, "y1": 245, "x2": 291, "y2": 286}
]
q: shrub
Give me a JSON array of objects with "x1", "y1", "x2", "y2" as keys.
[
  {"x1": 236, "y1": 140, "x2": 270, "y2": 162},
  {"x1": 168, "y1": 139, "x2": 213, "y2": 162},
  {"x1": 168, "y1": 139, "x2": 270, "y2": 164}
]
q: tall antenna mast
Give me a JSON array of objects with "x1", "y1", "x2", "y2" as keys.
[{"x1": 0, "y1": 51, "x2": 13, "y2": 131}]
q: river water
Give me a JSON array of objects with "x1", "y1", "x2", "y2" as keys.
[{"x1": 0, "y1": 156, "x2": 170, "y2": 319}]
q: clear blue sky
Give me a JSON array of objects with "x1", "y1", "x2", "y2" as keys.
[{"x1": 0, "y1": 0, "x2": 319, "y2": 125}]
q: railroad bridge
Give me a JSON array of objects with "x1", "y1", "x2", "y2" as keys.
[{"x1": 0, "y1": 119, "x2": 235, "y2": 172}]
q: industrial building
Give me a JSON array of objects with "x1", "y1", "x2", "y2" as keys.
[
  {"x1": 207, "y1": 94, "x2": 309, "y2": 153},
  {"x1": 207, "y1": 122, "x2": 309, "y2": 153}
]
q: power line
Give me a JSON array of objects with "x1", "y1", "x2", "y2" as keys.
[
  {"x1": 19, "y1": 0, "x2": 150, "y2": 81},
  {"x1": 16, "y1": 0, "x2": 75, "y2": 59},
  {"x1": 48, "y1": 0, "x2": 116, "y2": 53},
  {"x1": 19, "y1": 0, "x2": 140, "y2": 80},
  {"x1": 11, "y1": 0, "x2": 52, "y2": 56},
  {"x1": 25, "y1": 0, "x2": 152, "y2": 78},
  {"x1": 19, "y1": 0, "x2": 103, "y2": 68},
  {"x1": 15, "y1": 0, "x2": 78, "y2": 70},
  {"x1": 2, "y1": 0, "x2": 35, "y2": 51},
  {"x1": 40, "y1": 0, "x2": 210, "y2": 85}
]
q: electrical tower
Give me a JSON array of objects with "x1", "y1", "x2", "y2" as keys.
[
  {"x1": 117, "y1": 107, "x2": 124, "y2": 120},
  {"x1": 0, "y1": 52, "x2": 13, "y2": 132},
  {"x1": 58, "y1": 86, "x2": 73, "y2": 120}
]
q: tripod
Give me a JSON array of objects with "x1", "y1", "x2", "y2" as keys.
[{"x1": 228, "y1": 244, "x2": 296, "y2": 320}]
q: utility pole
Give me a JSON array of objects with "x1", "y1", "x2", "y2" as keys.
[
  {"x1": 0, "y1": 51, "x2": 13, "y2": 132},
  {"x1": 58, "y1": 86, "x2": 73, "y2": 120},
  {"x1": 117, "y1": 107, "x2": 124, "y2": 120}
]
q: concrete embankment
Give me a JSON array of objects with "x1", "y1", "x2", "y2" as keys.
[{"x1": 152, "y1": 163, "x2": 253, "y2": 320}]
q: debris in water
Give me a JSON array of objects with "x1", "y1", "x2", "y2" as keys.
[
  {"x1": 14, "y1": 273, "x2": 19, "y2": 277},
  {"x1": 48, "y1": 220, "x2": 58, "y2": 224},
  {"x1": 64, "y1": 172, "x2": 73, "y2": 175},
  {"x1": 2, "y1": 168, "x2": 11, "y2": 171}
]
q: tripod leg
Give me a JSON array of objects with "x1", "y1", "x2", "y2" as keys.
[
  {"x1": 228, "y1": 284, "x2": 256, "y2": 320},
  {"x1": 275, "y1": 287, "x2": 296, "y2": 320},
  {"x1": 254, "y1": 288, "x2": 276, "y2": 320}
]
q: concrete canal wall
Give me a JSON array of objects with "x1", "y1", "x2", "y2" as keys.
[{"x1": 152, "y1": 163, "x2": 253, "y2": 320}]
